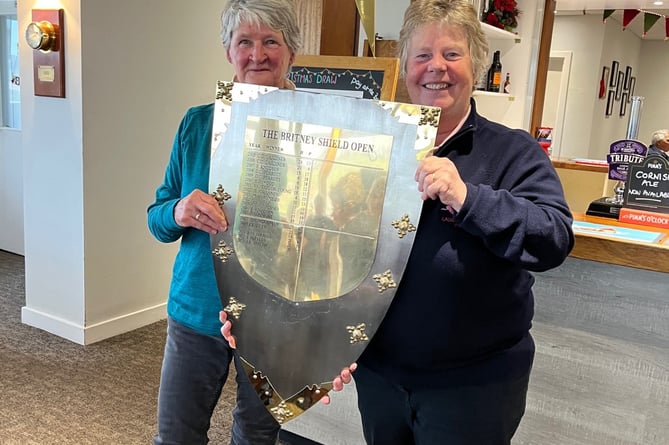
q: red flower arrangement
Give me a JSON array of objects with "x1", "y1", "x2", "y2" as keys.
[{"x1": 483, "y1": 0, "x2": 521, "y2": 33}]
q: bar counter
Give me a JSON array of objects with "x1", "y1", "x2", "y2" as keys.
[
  {"x1": 571, "y1": 212, "x2": 669, "y2": 274},
  {"x1": 551, "y1": 158, "x2": 669, "y2": 273}
]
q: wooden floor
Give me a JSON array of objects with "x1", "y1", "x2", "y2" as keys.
[{"x1": 283, "y1": 257, "x2": 669, "y2": 444}]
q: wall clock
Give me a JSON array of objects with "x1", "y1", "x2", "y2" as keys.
[
  {"x1": 25, "y1": 20, "x2": 56, "y2": 51},
  {"x1": 27, "y1": 10, "x2": 65, "y2": 98}
]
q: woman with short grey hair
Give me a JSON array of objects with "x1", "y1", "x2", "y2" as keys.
[{"x1": 220, "y1": 0, "x2": 303, "y2": 57}]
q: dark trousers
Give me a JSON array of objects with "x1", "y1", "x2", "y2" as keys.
[
  {"x1": 153, "y1": 317, "x2": 280, "y2": 445},
  {"x1": 354, "y1": 363, "x2": 530, "y2": 445}
]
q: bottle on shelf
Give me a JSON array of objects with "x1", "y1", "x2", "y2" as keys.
[
  {"x1": 503, "y1": 72, "x2": 511, "y2": 94},
  {"x1": 486, "y1": 50, "x2": 502, "y2": 93}
]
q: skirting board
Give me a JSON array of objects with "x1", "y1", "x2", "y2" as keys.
[{"x1": 21, "y1": 303, "x2": 167, "y2": 345}]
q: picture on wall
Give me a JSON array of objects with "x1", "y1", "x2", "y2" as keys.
[
  {"x1": 620, "y1": 93, "x2": 628, "y2": 116},
  {"x1": 606, "y1": 90, "x2": 615, "y2": 116},
  {"x1": 628, "y1": 76, "x2": 636, "y2": 102},
  {"x1": 599, "y1": 66, "x2": 609, "y2": 99},
  {"x1": 615, "y1": 71, "x2": 624, "y2": 100},
  {"x1": 610, "y1": 60, "x2": 619, "y2": 87},
  {"x1": 624, "y1": 66, "x2": 632, "y2": 90}
]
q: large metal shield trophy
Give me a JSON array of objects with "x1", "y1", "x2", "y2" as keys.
[{"x1": 208, "y1": 81, "x2": 439, "y2": 423}]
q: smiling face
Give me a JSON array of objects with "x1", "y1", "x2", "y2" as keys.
[
  {"x1": 226, "y1": 21, "x2": 295, "y2": 88},
  {"x1": 405, "y1": 22, "x2": 474, "y2": 125}
]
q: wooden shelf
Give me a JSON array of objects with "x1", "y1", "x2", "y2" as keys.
[
  {"x1": 481, "y1": 22, "x2": 521, "y2": 42},
  {"x1": 472, "y1": 90, "x2": 515, "y2": 101}
]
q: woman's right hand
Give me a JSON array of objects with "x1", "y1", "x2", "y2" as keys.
[{"x1": 174, "y1": 189, "x2": 228, "y2": 234}]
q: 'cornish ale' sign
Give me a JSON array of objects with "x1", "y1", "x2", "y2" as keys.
[{"x1": 624, "y1": 155, "x2": 669, "y2": 213}]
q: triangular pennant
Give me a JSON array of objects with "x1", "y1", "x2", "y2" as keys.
[
  {"x1": 622, "y1": 9, "x2": 640, "y2": 28},
  {"x1": 643, "y1": 12, "x2": 661, "y2": 37},
  {"x1": 603, "y1": 9, "x2": 615, "y2": 22},
  {"x1": 355, "y1": 0, "x2": 375, "y2": 57}
]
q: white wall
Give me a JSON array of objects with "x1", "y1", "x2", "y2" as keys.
[
  {"x1": 18, "y1": 0, "x2": 234, "y2": 344},
  {"x1": 375, "y1": 0, "x2": 409, "y2": 40},
  {"x1": 0, "y1": 128, "x2": 23, "y2": 255},
  {"x1": 550, "y1": 14, "x2": 659, "y2": 160},
  {"x1": 0, "y1": 1, "x2": 23, "y2": 255},
  {"x1": 550, "y1": 14, "x2": 606, "y2": 160},
  {"x1": 636, "y1": 40, "x2": 669, "y2": 145},
  {"x1": 589, "y1": 18, "x2": 641, "y2": 158}
]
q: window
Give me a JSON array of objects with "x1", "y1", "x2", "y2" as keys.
[{"x1": 1, "y1": 14, "x2": 20, "y2": 129}]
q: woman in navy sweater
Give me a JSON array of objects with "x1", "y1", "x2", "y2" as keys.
[{"x1": 354, "y1": 1, "x2": 574, "y2": 444}]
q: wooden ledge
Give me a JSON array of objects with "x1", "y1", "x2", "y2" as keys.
[
  {"x1": 571, "y1": 212, "x2": 669, "y2": 274},
  {"x1": 552, "y1": 158, "x2": 609, "y2": 173}
]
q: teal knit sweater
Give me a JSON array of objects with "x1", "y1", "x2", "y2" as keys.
[{"x1": 147, "y1": 104, "x2": 223, "y2": 335}]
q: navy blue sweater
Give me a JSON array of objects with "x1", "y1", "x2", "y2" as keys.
[{"x1": 359, "y1": 100, "x2": 574, "y2": 388}]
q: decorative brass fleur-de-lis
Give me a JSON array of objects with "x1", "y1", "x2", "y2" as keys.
[
  {"x1": 223, "y1": 297, "x2": 246, "y2": 320},
  {"x1": 212, "y1": 240, "x2": 234, "y2": 263},
  {"x1": 418, "y1": 106, "x2": 439, "y2": 127},
  {"x1": 216, "y1": 81, "x2": 233, "y2": 101},
  {"x1": 391, "y1": 214, "x2": 416, "y2": 238},
  {"x1": 211, "y1": 184, "x2": 231, "y2": 210},
  {"x1": 346, "y1": 323, "x2": 369, "y2": 344},
  {"x1": 372, "y1": 270, "x2": 396, "y2": 292},
  {"x1": 270, "y1": 401, "x2": 294, "y2": 424}
]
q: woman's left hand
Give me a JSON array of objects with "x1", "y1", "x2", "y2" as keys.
[
  {"x1": 415, "y1": 154, "x2": 467, "y2": 211},
  {"x1": 320, "y1": 362, "x2": 357, "y2": 405}
]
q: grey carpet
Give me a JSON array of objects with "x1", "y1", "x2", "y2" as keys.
[
  {"x1": 4, "y1": 249, "x2": 668, "y2": 444},
  {"x1": 0, "y1": 250, "x2": 236, "y2": 444}
]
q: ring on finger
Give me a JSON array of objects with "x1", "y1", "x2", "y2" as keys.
[
  {"x1": 195, "y1": 213, "x2": 201, "y2": 221},
  {"x1": 431, "y1": 173, "x2": 436, "y2": 183}
]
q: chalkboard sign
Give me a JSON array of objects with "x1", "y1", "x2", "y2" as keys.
[
  {"x1": 624, "y1": 155, "x2": 669, "y2": 213},
  {"x1": 288, "y1": 55, "x2": 399, "y2": 101}
]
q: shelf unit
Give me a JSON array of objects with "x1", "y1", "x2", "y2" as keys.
[
  {"x1": 476, "y1": 24, "x2": 518, "y2": 102},
  {"x1": 475, "y1": 21, "x2": 522, "y2": 125},
  {"x1": 481, "y1": 22, "x2": 521, "y2": 43}
]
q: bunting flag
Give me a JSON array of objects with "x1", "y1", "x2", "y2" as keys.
[
  {"x1": 355, "y1": 0, "x2": 375, "y2": 57},
  {"x1": 600, "y1": 9, "x2": 669, "y2": 39},
  {"x1": 622, "y1": 9, "x2": 640, "y2": 28},
  {"x1": 643, "y1": 12, "x2": 661, "y2": 37}
]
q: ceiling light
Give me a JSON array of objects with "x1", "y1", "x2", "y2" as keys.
[{"x1": 653, "y1": 1, "x2": 664, "y2": 6}]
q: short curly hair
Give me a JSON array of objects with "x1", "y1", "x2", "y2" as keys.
[
  {"x1": 397, "y1": 0, "x2": 489, "y2": 90},
  {"x1": 220, "y1": 0, "x2": 302, "y2": 55}
]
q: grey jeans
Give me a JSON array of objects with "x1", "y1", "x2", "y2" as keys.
[{"x1": 153, "y1": 316, "x2": 280, "y2": 445}]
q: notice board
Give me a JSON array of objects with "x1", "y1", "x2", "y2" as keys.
[{"x1": 288, "y1": 55, "x2": 399, "y2": 101}]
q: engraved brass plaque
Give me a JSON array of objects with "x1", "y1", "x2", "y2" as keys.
[
  {"x1": 235, "y1": 117, "x2": 392, "y2": 301},
  {"x1": 209, "y1": 81, "x2": 439, "y2": 423}
]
